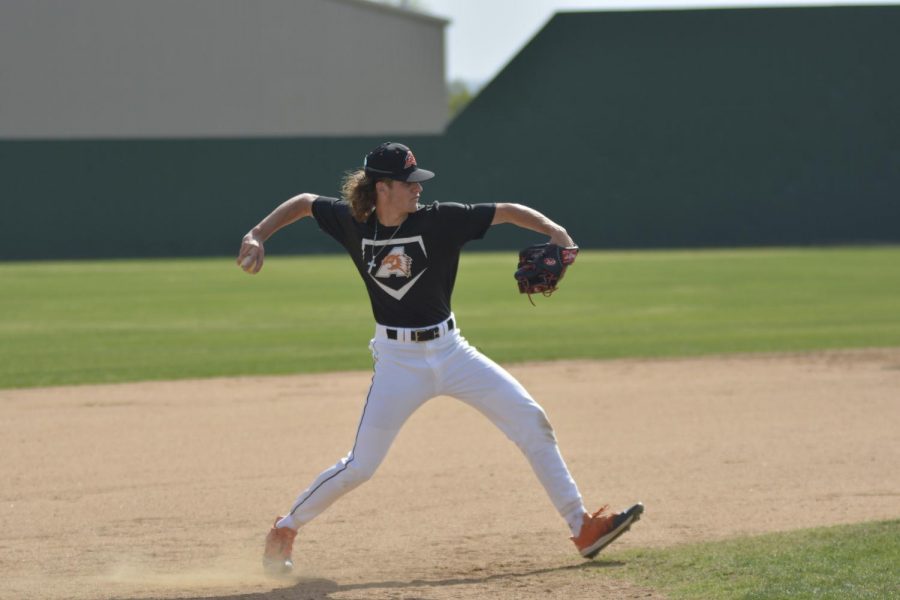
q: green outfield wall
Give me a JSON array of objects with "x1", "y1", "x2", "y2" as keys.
[
  {"x1": 2, "y1": 5, "x2": 898, "y2": 260},
  {"x1": 0, "y1": 136, "x2": 439, "y2": 259}
]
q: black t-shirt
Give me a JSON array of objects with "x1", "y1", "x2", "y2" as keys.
[{"x1": 312, "y1": 196, "x2": 495, "y2": 327}]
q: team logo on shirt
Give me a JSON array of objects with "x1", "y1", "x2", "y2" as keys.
[
  {"x1": 362, "y1": 236, "x2": 428, "y2": 300},
  {"x1": 376, "y1": 247, "x2": 413, "y2": 278}
]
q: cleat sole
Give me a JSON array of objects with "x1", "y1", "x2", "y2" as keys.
[{"x1": 582, "y1": 503, "x2": 644, "y2": 559}]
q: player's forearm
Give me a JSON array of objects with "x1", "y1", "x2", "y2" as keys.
[
  {"x1": 492, "y1": 203, "x2": 575, "y2": 246},
  {"x1": 247, "y1": 193, "x2": 316, "y2": 242}
]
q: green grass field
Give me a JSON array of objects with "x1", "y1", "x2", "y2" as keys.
[
  {"x1": 607, "y1": 520, "x2": 900, "y2": 599},
  {"x1": 1, "y1": 246, "x2": 899, "y2": 388}
]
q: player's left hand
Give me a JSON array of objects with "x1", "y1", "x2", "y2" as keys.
[{"x1": 514, "y1": 243, "x2": 578, "y2": 302}]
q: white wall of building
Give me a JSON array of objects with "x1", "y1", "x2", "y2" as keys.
[{"x1": 0, "y1": 0, "x2": 448, "y2": 138}]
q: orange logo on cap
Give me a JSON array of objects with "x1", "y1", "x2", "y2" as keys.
[{"x1": 404, "y1": 151, "x2": 417, "y2": 169}]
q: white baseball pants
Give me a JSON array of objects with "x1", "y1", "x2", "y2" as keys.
[{"x1": 281, "y1": 315, "x2": 585, "y2": 531}]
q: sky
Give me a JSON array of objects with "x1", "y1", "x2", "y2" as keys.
[{"x1": 417, "y1": 0, "x2": 900, "y2": 86}]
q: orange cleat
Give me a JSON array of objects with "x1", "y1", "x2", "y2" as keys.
[
  {"x1": 572, "y1": 502, "x2": 644, "y2": 559},
  {"x1": 263, "y1": 517, "x2": 298, "y2": 575}
]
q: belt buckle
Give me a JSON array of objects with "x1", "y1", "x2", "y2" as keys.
[{"x1": 412, "y1": 327, "x2": 437, "y2": 342}]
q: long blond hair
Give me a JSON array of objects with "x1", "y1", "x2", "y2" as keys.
[{"x1": 341, "y1": 169, "x2": 382, "y2": 222}]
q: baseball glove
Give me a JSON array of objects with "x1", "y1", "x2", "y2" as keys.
[{"x1": 514, "y1": 243, "x2": 579, "y2": 304}]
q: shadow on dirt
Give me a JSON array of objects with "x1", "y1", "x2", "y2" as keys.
[{"x1": 139, "y1": 560, "x2": 626, "y2": 600}]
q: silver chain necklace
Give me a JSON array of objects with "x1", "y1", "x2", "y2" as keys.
[{"x1": 367, "y1": 213, "x2": 406, "y2": 270}]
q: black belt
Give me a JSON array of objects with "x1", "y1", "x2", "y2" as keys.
[{"x1": 387, "y1": 318, "x2": 454, "y2": 342}]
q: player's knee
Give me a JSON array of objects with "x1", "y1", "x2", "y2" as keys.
[
  {"x1": 340, "y1": 458, "x2": 377, "y2": 489},
  {"x1": 513, "y1": 406, "x2": 558, "y2": 450}
]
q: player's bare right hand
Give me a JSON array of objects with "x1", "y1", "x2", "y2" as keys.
[{"x1": 237, "y1": 234, "x2": 265, "y2": 274}]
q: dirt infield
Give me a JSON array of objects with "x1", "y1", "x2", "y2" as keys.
[{"x1": 2, "y1": 349, "x2": 898, "y2": 600}]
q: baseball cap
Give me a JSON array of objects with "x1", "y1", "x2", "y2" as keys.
[{"x1": 363, "y1": 142, "x2": 435, "y2": 182}]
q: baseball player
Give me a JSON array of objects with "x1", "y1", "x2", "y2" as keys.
[{"x1": 237, "y1": 142, "x2": 643, "y2": 574}]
